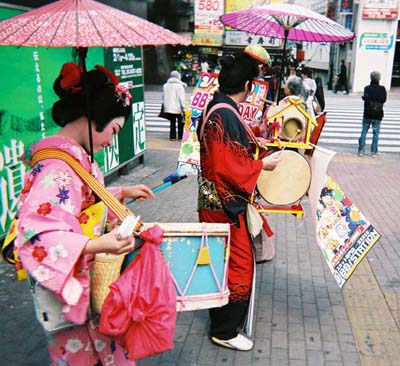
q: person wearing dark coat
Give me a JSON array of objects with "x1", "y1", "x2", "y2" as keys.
[
  {"x1": 314, "y1": 76, "x2": 325, "y2": 112},
  {"x1": 334, "y1": 59, "x2": 349, "y2": 94},
  {"x1": 357, "y1": 71, "x2": 387, "y2": 157}
]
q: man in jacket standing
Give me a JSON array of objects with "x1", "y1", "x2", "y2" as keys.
[
  {"x1": 163, "y1": 70, "x2": 187, "y2": 141},
  {"x1": 357, "y1": 71, "x2": 387, "y2": 157}
]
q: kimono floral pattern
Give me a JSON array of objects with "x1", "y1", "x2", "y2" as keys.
[{"x1": 15, "y1": 136, "x2": 135, "y2": 366}]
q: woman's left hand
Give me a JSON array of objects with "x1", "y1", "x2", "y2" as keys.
[{"x1": 122, "y1": 184, "x2": 155, "y2": 202}]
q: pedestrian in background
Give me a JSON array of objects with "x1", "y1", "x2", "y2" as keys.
[
  {"x1": 266, "y1": 65, "x2": 285, "y2": 102},
  {"x1": 300, "y1": 67, "x2": 318, "y2": 118},
  {"x1": 334, "y1": 59, "x2": 349, "y2": 94},
  {"x1": 314, "y1": 75, "x2": 326, "y2": 112},
  {"x1": 163, "y1": 70, "x2": 187, "y2": 141},
  {"x1": 358, "y1": 71, "x2": 387, "y2": 157},
  {"x1": 201, "y1": 58, "x2": 209, "y2": 73}
]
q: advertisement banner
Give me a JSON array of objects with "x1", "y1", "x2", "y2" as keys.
[
  {"x1": 359, "y1": 32, "x2": 394, "y2": 51},
  {"x1": 193, "y1": 0, "x2": 224, "y2": 46},
  {"x1": 225, "y1": 0, "x2": 284, "y2": 13},
  {"x1": 104, "y1": 47, "x2": 146, "y2": 163},
  {"x1": 308, "y1": 145, "x2": 381, "y2": 289},
  {"x1": 315, "y1": 176, "x2": 381, "y2": 288},
  {"x1": 362, "y1": 0, "x2": 398, "y2": 19},
  {"x1": 178, "y1": 73, "x2": 269, "y2": 170}
]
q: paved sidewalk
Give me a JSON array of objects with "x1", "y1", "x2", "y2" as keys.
[
  {"x1": 133, "y1": 139, "x2": 400, "y2": 366},
  {"x1": 1, "y1": 136, "x2": 400, "y2": 364}
]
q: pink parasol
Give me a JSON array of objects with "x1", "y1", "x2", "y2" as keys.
[
  {"x1": 220, "y1": 3, "x2": 354, "y2": 44},
  {"x1": 0, "y1": 0, "x2": 191, "y2": 47},
  {"x1": 0, "y1": 0, "x2": 191, "y2": 162},
  {"x1": 220, "y1": 4, "x2": 354, "y2": 99}
]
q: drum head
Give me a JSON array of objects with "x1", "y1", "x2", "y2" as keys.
[{"x1": 257, "y1": 150, "x2": 311, "y2": 205}]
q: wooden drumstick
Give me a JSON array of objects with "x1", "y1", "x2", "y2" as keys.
[{"x1": 280, "y1": 129, "x2": 302, "y2": 152}]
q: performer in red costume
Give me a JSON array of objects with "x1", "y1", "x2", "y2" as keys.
[{"x1": 197, "y1": 52, "x2": 281, "y2": 351}]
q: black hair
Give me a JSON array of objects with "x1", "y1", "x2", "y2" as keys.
[
  {"x1": 270, "y1": 66, "x2": 281, "y2": 76},
  {"x1": 52, "y1": 66, "x2": 131, "y2": 132},
  {"x1": 301, "y1": 67, "x2": 312, "y2": 78},
  {"x1": 218, "y1": 52, "x2": 259, "y2": 95}
]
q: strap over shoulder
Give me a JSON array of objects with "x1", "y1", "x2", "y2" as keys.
[
  {"x1": 31, "y1": 148, "x2": 132, "y2": 221},
  {"x1": 200, "y1": 102, "x2": 260, "y2": 147}
]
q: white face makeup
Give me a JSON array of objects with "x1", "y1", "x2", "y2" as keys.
[{"x1": 92, "y1": 116, "x2": 125, "y2": 153}]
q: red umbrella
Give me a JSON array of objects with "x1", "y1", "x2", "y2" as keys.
[{"x1": 0, "y1": 0, "x2": 191, "y2": 162}]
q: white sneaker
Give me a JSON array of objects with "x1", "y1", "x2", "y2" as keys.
[{"x1": 211, "y1": 334, "x2": 254, "y2": 351}]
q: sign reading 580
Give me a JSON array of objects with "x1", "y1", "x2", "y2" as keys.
[{"x1": 198, "y1": 0, "x2": 221, "y2": 11}]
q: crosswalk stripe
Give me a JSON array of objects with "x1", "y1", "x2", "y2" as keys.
[{"x1": 144, "y1": 94, "x2": 400, "y2": 153}]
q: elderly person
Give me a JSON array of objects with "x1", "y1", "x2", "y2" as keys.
[
  {"x1": 284, "y1": 75, "x2": 305, "y2": 99},
  {"x1": 163, "y1": 70, "x2": 187, "y2": 141}
]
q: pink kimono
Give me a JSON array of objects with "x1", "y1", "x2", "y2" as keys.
[{"x1": 15, "y1": 136, "x2": 136, "y2": 366}]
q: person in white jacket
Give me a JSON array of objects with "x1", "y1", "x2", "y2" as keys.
[{"x1": 163, "y1": 70, "x2": 187, "y2": 140}]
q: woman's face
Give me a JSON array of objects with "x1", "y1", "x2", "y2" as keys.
[{"x1": 92, "y1": 116, "x2": 125, "y2": 152}]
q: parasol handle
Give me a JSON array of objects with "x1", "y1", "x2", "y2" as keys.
[
  {"x1": 276, "y1": 29, "x2": 289, "y2": 105},
  {"x1": 78, "y1": 47, "x2": 95, "y2": 164}
]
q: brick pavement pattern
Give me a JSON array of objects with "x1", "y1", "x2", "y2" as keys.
[{"x1": 1, "y1": 92, "x2": 400, "y2": 366}]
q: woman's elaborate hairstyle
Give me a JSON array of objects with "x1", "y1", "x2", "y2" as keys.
[
  {"x1": 52, "y1": 63, "x2": 132, "y2": 132},
  {"x1": 218, "y1": 52, "x2": 259, "y2": 95},
  {"x1": 285, "y1": 76, "x2": 304, "y2": 97}
]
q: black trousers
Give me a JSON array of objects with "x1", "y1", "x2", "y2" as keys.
[
  {"x1": 209, "y1": 300, "x2": 249, "y2": 340},
  {"x1": 167, "y1": 113, "x2": 183, "y2": 140}
]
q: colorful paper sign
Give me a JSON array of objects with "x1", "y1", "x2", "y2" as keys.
[
  {"x1": 316, "y1": 176, "x2": 381, "y2": 288},
  {"x1": 178, "y1": 73, "x2": 269, "y2": 170},
  {"x1": 308, "y1": 145, "x2": 381, "y2": 289}
]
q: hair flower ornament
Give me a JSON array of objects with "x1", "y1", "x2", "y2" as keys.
[{"x1": 115, "y1": 84, "x2": 132, "y2": 107}]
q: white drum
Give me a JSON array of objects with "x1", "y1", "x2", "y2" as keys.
[{"x1": 257, "y1": 150, "x2": 311, "y2": 205}]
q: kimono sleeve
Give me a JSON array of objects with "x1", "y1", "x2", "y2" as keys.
[{"x1": 16, "y1": 159, "x2": 91, "y2": 307}]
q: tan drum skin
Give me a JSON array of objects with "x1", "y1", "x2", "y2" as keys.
[{"x1": 257, "y1": 150, "x2": 311, "y2": 205}]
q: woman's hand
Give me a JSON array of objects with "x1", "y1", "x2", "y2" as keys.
[
  {"x1": 84, "y1": 227, "x2": 136, "y2": 255},
  {"x1": 122, "y1": 184, "x2": 155, "y2": 202},
  {"x1": 262, "y1": 151, "x2": 281, "y2": 171}
]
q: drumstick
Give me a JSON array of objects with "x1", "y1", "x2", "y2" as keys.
[
  {"x1": 259, "y1": 97, "x2": 275, "y2": 105},
  {"x1": 126, "y1": 165, "x2": 191, "y2": 204},
  {"x1": 280, "y1": 129, "x2": 302, "y2": 152}
]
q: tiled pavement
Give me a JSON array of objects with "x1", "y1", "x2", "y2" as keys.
[{"x1": 1, "y1": 98, "x2": 400, "y2": 366}]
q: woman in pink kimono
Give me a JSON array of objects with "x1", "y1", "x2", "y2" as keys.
[{"x1": 14, "y1": 63, "x2": 155, "y2": 366}]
